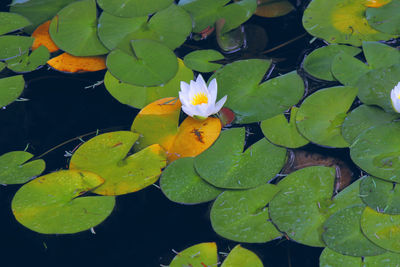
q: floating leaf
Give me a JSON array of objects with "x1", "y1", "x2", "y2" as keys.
[
  {"x1": 361, "y1": 206, "x2": 400, "y2": 253},
  {"x1": 261, "y1": 107, "x2": 309, "y2": 148},
  {"x1": 360, "y1": 176, "x2": 400, "y2": 214},
  {"x1": 6, "y1": 45, "x2": 49, "y2": 73},
  {"x1": 0, "y1": 151, "x2": 45, "y2": 185},
  {"x1": 366, "y1": 0, "x2": 400, "y2": 35},
  {"x1": 255, "y1": 0, "x2": 294, "y2": 18},
  {"x1": 0, "y1": 62, "x2": 5, "y2": 72},
  {"x1": 11, "y1": 170, "x2": 115, "y2": 234},
  {"x1": 49, "y1": 0, "x2": 108, "y2": 56},
  {"x1": 218, "y1": 0, "x2": 257, "y2": 34},
  {"x1": 169, "y1": 242, "x2": 218, "y2": 267},
  {"x1": 160, "y1": 157, "x2": 222, "y2": 204},
  {"x1": 47, "y1": 53, "x2": 106, "y2": 73},
  {"x1": 319, "y1": 248, "x2": 362, "y2": 267},
  {"x1": 364, "y1": 252, "x2": 400, "y2": 266},
  {"x1": 0, "y1": 75, "x2": 25, "y2": 108},
  {"x1": 296, "y1": 86, "x2": 358, "y2": 148},
  {"x1": 342, "y1": 105, "x2": 398, "y2": 144},
  {"x1": 9, "y1": 0, "x2": 75, "y2": 33},
  {"x1": 183, "y1": 50, "x2": 224, "y2": 73},
  {"x1": 0, "y1": 12, "x2": 31, "y2": 35},
  {"x1": 105, "y1": 59, "x2": 193, "y2": 109},
  {"x1": 106, "y1": 39, "x2": 178, "y2": 86},
  {"x1": 211, "y1": 59, "x2": 304, "y2": 124},
  {"x1": 195, "y1": 128, "x2": 287, "y2": 189},
  {"x1": 221, "y1": 245, "x2": 263, "y2": 267},
  {"x1": 0, "y1": 35, "x2": 33, "y2": 60},
  {"x1": 31, "y1": 20, "x2": 59, "y2": 52},
  {"x1": 69, "y1": 131, "x2": 167, "y2": 196},
  {"x1": 322, "y1": 204, "x2": 386, "y2": 256},
  {"x1": 350, "y1": 122, "x2": 400, "y2": 182},
  {"x1": 97, "y1": 0, "x2": 174, "y2": 18},
  {"x1": 331, "y1": 51, "x2": 370, "y2": 86},
  {"x1": 302, "y1": 0, "x2": 395, "y2": 46},
  {"x1": 362, "y1": 41, "x2": 400, "y2": 70},
  {"x1": 210, "y1": 183, "x2": 282, "y2": 242}
]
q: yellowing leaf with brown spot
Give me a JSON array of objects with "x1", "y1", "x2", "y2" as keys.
[
  {"x1": 31, "y1": 20, "x2": 59, "y2": 53},
  {"x1": 47, "y1": 53, "x2": 106, "y2": 73}
]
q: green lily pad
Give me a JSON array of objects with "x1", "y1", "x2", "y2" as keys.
[
  {"x1": 97, "y1": 0, "x2": 174, "y2": 18},
  {"x1": 342, "y1": 105, "x2": 399, "y2": 145},
  {"x1": 361, "y1": 206, "x2": 400, "y2": 253},
  {"x1": 269, "y1": 166, "x2": 363, "y2": 247},
  {"x1": 169, "y1": 242, "x2": 218, "y2": 267},
  {"x1": 296, "y1": 86, "x2": 358, "y2": 148},
  {"x1": 97, "y1": 12, "x2": 147, "y2": 51},
  {"x1": 11, "y1": 169, "x2": 115, "y2": 234},
  {"x1": 322, "y1": 204, "x2": 386, "y2": 256},
  {"x1": 221, "y1": 245, "x2": 263, "y2": 267},
  {"x1": 218, "y1": 0, "x2": 257, "y2": 34},
  {"x1": 69, "y1": 131, "x2": 167, "y2": 196},
  {"x1": 210, "y1": 183, "x2": 282, "y2": 243},
  {"x1": 183, "y1": 49, "x2": 224, "y2": 73},
  {"x1": 363, "y1": 41, "x2": 400, "y2": 70},
  {"x1": 0, "y1": 35, "x2": 33, "y2": 60},
  {"x1": 356, "y1": 64, "x2": 400, "y2": 112},
  {"x1": 49, "y1": 0, "x2": 108, "y2": 56},
  {"x1": 303, "y1": 44, "x2": 361, "y2": 81},
  {"x1": 195, "y1": 128, "x2": 287, "y2": 189},
  {"x1": 302, "y1": 0, "x2": 395, "y2": 46},
  {"x1": 0, "y1": 151, "x2": 45, "y2": 185},
  {"x1": 9, "y1": 0, "x2": 75, "y2": 34},
  {"x1": 319, "y1": 248, "x2": 362, "y2": 267},
  {"x1": 261, "y1": 107, "x2": 309, "y2": 148},
  {"x1": 160, "y1": 157, "x2": 223, "y2": 204},
  {"x1": 104, "y1": 59, "x2": 192, "y2": 109},
  {"x1": 364, "y1": 252, "x2": 400, "y2": 266},
  {"x1": 331, "y1": 51, "x2": 370, "y2": 86},
  {"x1": 350, "y1": 122, "x2": 400, "y2": 182},
  {"x1": 0, "y1": 12, "x2": 31, "y2": 35},
  {"x1": 0, "y1": 62, "x2": 5, "y2": 72},
  {"x1": 106, "y1": 39, "x2": 178, "y2": 86},
  {"x1": 0, "y1": 75, "x2": 25, "y2": 108},
  {"x1": 211, "y1": 59, "x2": 304, "y2": 124},
  {"x1": 366, "y1": 0, "x2": 400, "y2": 35},
  {"x1": 6, "y1": 45, "x2": 49, "y2": 73},
  {"x1": 360, "y1": 176, "x2": 400, "y2": 215}
]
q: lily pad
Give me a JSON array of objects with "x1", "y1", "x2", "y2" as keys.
[
  {"x1": 97, "y1": 0, "x2": 174, "y2": 18},
  {"x1": 302, "y1": 0, "x2": 395, "y2": 46},
  {"x1": 211, "y1": 59, "x2": 304, "y2": 124},
  {"x1": 6, "y1": 45, "x2": 49, "y2": 73},
  {"x1": 261, "y1": 107, "x2": 309, "y2": 148},
  {"x1": 11, "y1": 169, "x2": 115, "y2": 234},
  {"x1": 350, "y1": 122, "x2": 400, "y2": 182},
  {"x1": 322, "y1": 204, "x2": 386, "y2": 256},
  {"x1": 47, "y1": 53, "x2": 106, "y2": 73},
  {"x1": 195, "y1": 127, "x2": 287, "y2": 189},
  {"x1": 0, "y1": 75, "x2": 25, "y2": 108},
  {"x1": 169, "y1": 242, "x2": 218, "y2": 267},
  {"x1": 69, "y1": 131, "x2": 167, "y2": 196},
  {"x1": 319, "y1": 248, "x2": 362, "y2": 267},
  {"x1": 31, "y1": 20, "x2": 59, "y2": 53},
  {"x1": 255, "y1": 0, "x2": 294, "y2": 18},
  {"x1": 0, "y1": 151, "x2": 45, "y2": 185},
  {"x1": 366, "y1": 0, "x2": 400, "y2": 35},
  {"x1": 160, "y1": 157, "x2": 222, "y2": 204},
  {"x1": 364, "y1": 252, "x2": 400, "y2": 266},
  {"x1": 105, "y1": 59, "x2": 193, "y2": 109},
  {"x1": 0, "y1": 62, "x2": 5, "y2": 72},
  {"x1": 303, "y1": 44, "x2": 361, "y2": 81},
  {"x1": 210, "y1": 183, "x2": 282, "y2": 243},
  {"x1": 296, "y1": 86, "x2": 357, "y2": 148},
  {"x1": 360, "y1": 176, "x2": 400, "y2": 214},
  {"x1": 331, "y1": 51, "x2": 370, "y2": 86},
  {"x1": 221, "y1": 245, "x2": 263, "y2": 267},
  {"x1": 361, "y1": 206, "x2": 400, "y2": 253},
  {"x1": 342, "y1": 105, "x2": 398, "y2": 145},
  {"x1": 218, "y1": 0, "x2": 257, "y2": 34},
  {"x1": 362, "y1": 41, "x2": 400, "y2": 70},
  {"x1": 183, "y1": 49, "x2": 224, "y2": 73},
  {"x1": 0, "y1": 12, "x2": 31, "y2": 35},
  {"x1": 0, "y1": 35, "x2": 33, "y2": 60},
  {"x1": 106, "y1": 39, "x2": 178, "y2": 86},
  {"x1": 49, "y1": 0, "x2": 108, "y2": 56}
]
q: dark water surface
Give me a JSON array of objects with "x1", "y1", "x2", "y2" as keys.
[{"x1": 0, "y1": 0, "x2": 336, "y2": 266}]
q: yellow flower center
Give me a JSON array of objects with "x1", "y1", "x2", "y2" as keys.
[
  {"x1": 397, "y1": 94, "x2": 400, "y2": 100},
  {"x1": 191, "y1": 92, "x2": 208, "y2": 105}
]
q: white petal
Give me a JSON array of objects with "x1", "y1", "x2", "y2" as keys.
[
  {"x1": 212, "y1": 95, "x2": 227, "y2": 114},
  {"x1": 196, "y1": 74, "x2": 207, "y2": 91},
  {"x1": 180, "y1": 81, "x2": 190, "y2": 95},
  {"x1": 179, "y1": 91, "x2": 191, "y2": 107},
  {"x1": 208, "y1": 78, "x2": 217, "y2": 105},
  {"x1": 182, "y1": 105, "x2": 195, "y2": 117}
]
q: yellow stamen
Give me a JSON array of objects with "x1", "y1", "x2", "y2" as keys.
[
  {"x1": 191, "y1": 92, "x2": 208, "y2": 105},
  {"x1": 397, "y1": 94, "x2": 400, "y2": 100}
]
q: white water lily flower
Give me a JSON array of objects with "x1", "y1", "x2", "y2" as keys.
[
  {"x1": 179, "y1": 74, "x2": 227, "y2": 120},
  {"x1": 390, "y1": 82, "x2": 400, "y2": 113}
]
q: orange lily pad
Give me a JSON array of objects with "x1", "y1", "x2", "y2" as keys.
[
  {"x1": 47, "y1": 53, "x2": 106, "y2": 73},
  {"x1": 31, "y1": 20, "x2": 59, "y2": 53},
  {"x1": 364, "y1": 0, "x2": 391, "y2": 7}
]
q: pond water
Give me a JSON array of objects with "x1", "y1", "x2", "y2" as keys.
[{"x1": 0, "y1": 0, "x2": 364, "y2": 266}]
